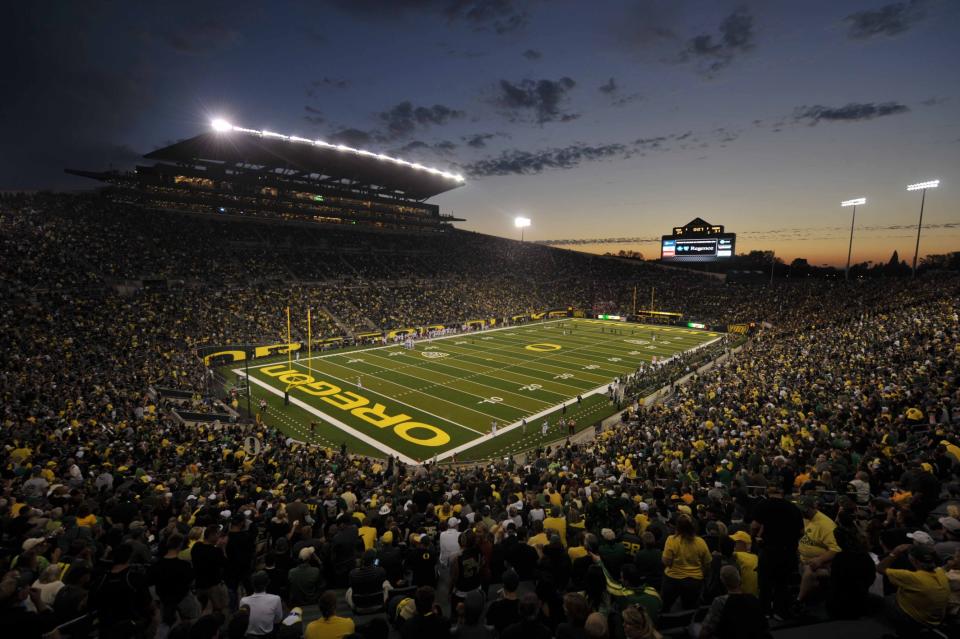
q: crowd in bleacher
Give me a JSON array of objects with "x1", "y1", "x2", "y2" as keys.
[{"x1": 1, "y1": 194, "x2": 959, "y2": 639}]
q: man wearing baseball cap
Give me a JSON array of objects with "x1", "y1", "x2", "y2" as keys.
[
  {"x1": 730, "y1": 530, "x2": 758, "y2": 596},
  {"x1": 877, "y1": 541, "x2": 949, "y2": 634}
]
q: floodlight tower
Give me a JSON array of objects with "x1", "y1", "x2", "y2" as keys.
[
  {"x1": 211, "y1": 118, "x2": 233, "y2": 132},
  {"x1": 841, "y1": 197, "x2": 866, "y2": 281},
  {"x1": 515, "y1": 216, "x2": 531, "y2": 242},
  {"x1": 906, "y1": 180, "x2": 940, "y2": 279}
]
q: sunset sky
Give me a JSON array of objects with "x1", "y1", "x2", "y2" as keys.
[{"x1": 4, "y1": 1, "x2": 958, "y2": 265}]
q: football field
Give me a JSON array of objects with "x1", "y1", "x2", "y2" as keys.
[{"x1": 233, "y1": 319, "x2": 721, "y2": 464}]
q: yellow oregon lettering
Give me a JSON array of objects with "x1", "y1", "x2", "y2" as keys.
[
  {"x1": 278, "y1": 372, "x2": 315, "y2": 386},
  {"x1": 394, "y1": 422, "x2": 451, "y2": 447},
  {"x1": 352, "y1": 403, "x2": 411, "y2": 429},
  {"x1": 321, "y1": 391, "x2": 368, "y2": 411},
  {"x1": 298, "y1": 380, "x2": 341, "y2": 397},
  {"x1": 257, "y1": 370, "x2": 451, "y2": 449},
  {"x1": 261, "y1": 365, "x2": 294, "y2": 377}
]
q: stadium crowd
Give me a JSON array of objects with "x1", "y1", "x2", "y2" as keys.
[{"x1": 1, "y1": 193, "x2": 959, "y2": 639}]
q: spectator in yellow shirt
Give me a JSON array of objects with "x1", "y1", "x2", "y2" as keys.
[
  {"x1": 661, "y1": 514, "x2": 712, "y2": 611},
  {"x1": 305, "y1": 591, "x2": 355, "y2": 639},
  {"x1": 358, "y1": 517, "x2": 377, "y2": 551},
  {"x1": 797, "y1": 496, "x2": 840, "y2": 568},
  {"x1": 729, "y1": 531, "x2": 759, "y2": 596},
  {"x1": 543, "y1": 507, "x2": 567, "y2": 547},
  {"x1": 878, "y1": 543, "x2": 949, "y2": 635}
]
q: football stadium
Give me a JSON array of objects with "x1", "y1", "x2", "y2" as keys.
[{"x1": 3, "y1": 5, "x2": 959, "y2": 639}]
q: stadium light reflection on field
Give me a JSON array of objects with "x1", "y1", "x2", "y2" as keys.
[
  {"x1": 907, "y1": 179, "x2": 940, "y2": 279},
  {"x1": 515, "y1": 216, "x2": 531, "y2": 242},
  {"x1": 841, "y1": 197, "x2": 866, "y2": 281},
  {"x1": 208, "y1": 119, "x2": 465, "y2": 182}
]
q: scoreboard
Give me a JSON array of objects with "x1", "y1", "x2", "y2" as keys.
[
  {"x1": 661, "y1": 236, "x2": 735, "y2": 261},
  {"x1": 660, "y1": 218, "x2": 735, "y2": 263}
]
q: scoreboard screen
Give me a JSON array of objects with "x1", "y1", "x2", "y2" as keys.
[{"x1": 661, "y1": 235, "x2": 735, "y2": 262}]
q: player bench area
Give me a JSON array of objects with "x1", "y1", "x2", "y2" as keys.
[{"x1": 232, "y1": 319, "x2": 723, "y2": 464}]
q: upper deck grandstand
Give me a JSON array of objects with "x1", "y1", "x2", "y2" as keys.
[{"x1": 67, "y1": 121, "x2": 465, "y2": 231}]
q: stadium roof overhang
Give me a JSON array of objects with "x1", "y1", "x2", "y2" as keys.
[{"x1": 144, "y1": 126, "x2": 465, "y2": 201}]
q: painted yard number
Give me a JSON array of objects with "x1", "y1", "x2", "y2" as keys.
[
  {"x1": 519, "y1": 383, "x2": 542, "y2": 392},
  {"x1": 583, "y1": 365, "x2": 599, "y2": 370},
  {"x1": 608, "y1": 357, "x2": 622, "y2": 362},
  {"x1": 554, "y1": 373, "x2": 574, "y2": 380},
  {"x1": 388, "y1": 351, "x2": 403, "y2": 357},
  {"x1": 478, "y1": 396, "x2": 503, "y2": 405}
]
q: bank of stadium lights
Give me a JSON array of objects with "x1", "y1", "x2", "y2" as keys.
[
  {"x1": 208, "y1": 119, "x2": 465, "y2": 182},
  {"x1": 515, "y1": 216, "x2": 531, "y2": 242},
  {"x1": 906, "y1": 179, "x2": 940, "y2": 279},
  {"x1": 907, "y1": 179, "x2": 939, "y2": 191},
  {"x1": 841, "y1": 197, "x2": 866, "y2": 281}
]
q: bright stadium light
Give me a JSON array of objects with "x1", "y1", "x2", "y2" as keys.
[
  {"x1": 211, "y1": 118, "x2": 233, "y2": 132},
  {"x1": 515, "y1": 216, "x2": 531, "y2": 242},
  {"x1": 906, "y1": 179, "x2": 941, "y2": 278},
  {"x1": 206, "y1": 121, "x2": 465, "y2": 183},
  {"x1": 841, "y1": 197, "x2": 866, "y2": 281},
  {"x1": 907, "y1": 179, "x2": 939, "y2": 191}
]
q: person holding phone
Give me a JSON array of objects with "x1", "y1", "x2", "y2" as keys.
[{"x1": 346, "y1": 549, "x2": 391, "y2": 611}]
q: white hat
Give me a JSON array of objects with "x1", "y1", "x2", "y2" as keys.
[
  {"x1": 22, "y1": 538, "x2": 45, "y2": 552},
  {"x1": 447, "y1": 517, "x2": 460, "y2": 528},
  {"x1": 208, "y1": 493, "x2": 218, "y2": 501},
  {"x1": 907, "y1": 530, "x2": 934, "y2": 545},
  {"x1": 939, "y1": 517, "x2": 960, "y2": 533},
  {"x1": 638, "y1": 502, "x2": 649, "y2": 512},
  {"x1": 379, "y1": 505, "x2": 391, "y2": 515},
  {"x1": 220, "y1": 510, "x2": 232, "y2": 519}
]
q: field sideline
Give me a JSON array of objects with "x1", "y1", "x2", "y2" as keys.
[{"x1": 230, "y1": 319, "x2": 721, "y2": 464}]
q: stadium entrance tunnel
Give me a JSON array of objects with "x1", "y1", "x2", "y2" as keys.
[{"x1": 258, "y1": 365, "x2": 451, "y2": 447}]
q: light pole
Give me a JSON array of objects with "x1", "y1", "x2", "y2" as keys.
[
  {"x1": 514, "y1": 216, "x2": 531, "y2": 242},
  {"x1": 906, "y1": 180, "x2": 940, "y2": 279},
  {"x1": 841, "y1": 197, "x2": 866, "y2": 281}
]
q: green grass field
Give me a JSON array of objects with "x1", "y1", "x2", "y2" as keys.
[{"x1": 229, "y1": 319, "x2": 721, "y2": 464}]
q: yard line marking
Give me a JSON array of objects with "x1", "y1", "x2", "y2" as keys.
[
  {"x1": 289, "y1": 361, "x2": 494, "y2": 434},
  {"x1": 433, "y1": 333, "x2": 724, "y2": 462},
  {"x1": 343, "y1": 349, "x2": 542, "y2": 412}
]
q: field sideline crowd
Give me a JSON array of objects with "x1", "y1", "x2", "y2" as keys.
[{"x1": 1, "y1": 193, "x2": 959, "y2": 639}]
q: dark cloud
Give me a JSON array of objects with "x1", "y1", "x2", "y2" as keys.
[
  {"x1": 378, "y1": 101, "x2": 465, "y2": 139},
  {"x1": 793, "y1": 101, "x2": 910, "y2": 124},
  {"x1": 843, "y1": 1, "x2": 926, "y2": 39},
  {"x1": 598, "y1": 78, "x2": 640, "y2": 106},
  {"x1": 153, "y1": 19, "x2": 240, "y2": 54},
  {"x1": 464, "y1": 133, "x2": 497, "y2": 148},
  {"x1": 682, "y1": 7, "x2": 755, "y2": 74},
  {"x1": 308, "y1": 77, "x2": 351, "y2": 97},
  {"x1": 465, "y1": 127, "x2": 738, "y2": 178},
  {"x1": 495, "y1": 77, "x2": 578, "y2": 124},
  {"x1": 465, "y1": 142, "x2": 628, "y2": 177},
  {"x1": 522, "y1": 48, "x2": 542, "y2": 60},
  {"x1": 303, "y1": 105, "x2": 325, "y2": 125},
  {"x1": 331, "y1": 0, "x2": 531, "y2": 34},
  {"x1": 920, "y1": 96, "x2": 949, "y2": 107},
  {"x1": 599, "y1": 78, "x2": 618, "y2": 94},
  {"x1": 327, "y1": 128, "x2": 375, "y2": 147},
  {"x1": 392, "y1": 139, "x2": 458, "y2": 158}
]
